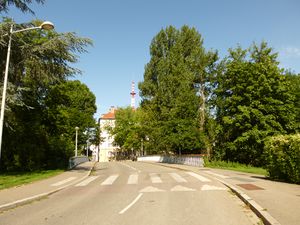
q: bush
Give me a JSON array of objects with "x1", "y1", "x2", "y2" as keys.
[{"x1": 263, "y1": 134, "x2": 300, "y2": 183}]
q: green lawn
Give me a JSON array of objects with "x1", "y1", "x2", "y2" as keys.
[
  {"x1": 0, "y1": 170, "x2": 64, "y2": 190},
  {"x1": 204, "y1": 159, "x2": 268, "y2": 176}
]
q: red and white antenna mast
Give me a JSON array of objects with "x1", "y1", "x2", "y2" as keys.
[{"x1": 130, "y1": 81, "x2": 136, "y2": 110}]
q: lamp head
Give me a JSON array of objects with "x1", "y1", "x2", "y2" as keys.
[{"x1": 40, "y1": 21, "x2": 54, "y2": 30}]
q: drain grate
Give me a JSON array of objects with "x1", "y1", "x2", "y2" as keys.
[{"x1": 237, "y1": 183, "x2": 264, "y2": 190}]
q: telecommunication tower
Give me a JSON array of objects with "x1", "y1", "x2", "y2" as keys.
[{"x1": 130, "y1": 81, "x2": 136, "y2": 110}]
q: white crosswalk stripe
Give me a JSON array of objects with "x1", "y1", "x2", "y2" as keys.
[
  {"x1": 169, "y1": 173, "x2": 187, "y2": 183},
  {"x1": 149, "y1": 173, "x2": 162, "y2": 183},
  {"x1": 75, "y1": 176, "x2": 99, "y2": 187},
  {"x1": 51, "y1": 177, "x2": 77, "y2": 186},
  {"x1": 127, "y1": 174, "x2": 138, "y2": 184},
  {"x1": 185, "y1": 172, "x2": 211, "y2": 182},
  {"x1": 68, "y1": 172, "x2": 214, "y2": 188},
  {"x1": 101, "y1": 175, "x2": 119, "y2": 185}
]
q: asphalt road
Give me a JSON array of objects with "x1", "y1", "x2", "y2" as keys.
[{"x1": 0, "y1": 162, "x2": 261, "y2": 225}]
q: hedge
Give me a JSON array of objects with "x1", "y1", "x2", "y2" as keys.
[{"x1": 263, "y1": 134, "x2": 300, "y2": 184}]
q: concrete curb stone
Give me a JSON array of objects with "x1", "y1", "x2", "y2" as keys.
[{"x1": 150, "y1": 162, "x2": 282, "y2": 225}]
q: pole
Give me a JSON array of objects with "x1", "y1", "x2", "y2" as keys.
[
  {"x1": 75, "y1": 128, "x2": 78, "y2": 157},
  {"x1": 86, "y1": 141, "x2": 88, "y2": 157},
  {"x1": 0, "y1": 24, "x2": 13, "y2": 162}
]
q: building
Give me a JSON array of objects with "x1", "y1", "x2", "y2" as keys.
[{"x1": 98, "y1": 106, "x2": 118, "y2": 162}]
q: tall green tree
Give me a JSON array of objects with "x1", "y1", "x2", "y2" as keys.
[
  {"x1": 110, "y1": 107, "x2": 144, "y2": 155},
  {"x1": 285, "y1": 72, "x2": 300, "y2": 132},
  {"x1": 44, "y1": 80, "x2": 97, "y2": 162},
  {"x1": 0, "y1": 19, "x2": 93, "y2": 171},
  {"x1": 139, "y1": 25, "x2": 217, "y2": 154},
  {"x1": 214, "y1": 42, "x2": 297, "y2": 166}
]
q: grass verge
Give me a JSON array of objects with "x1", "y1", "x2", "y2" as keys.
[
  {"x1": 0, "y1": 170, "x2": 64, "y2": 190},
  {"x1": 204, "y1": 159, "x2": 268, "y2": 176}
]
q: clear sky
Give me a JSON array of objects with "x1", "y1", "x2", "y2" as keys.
[{"x1": 3, "y1": 0, "x2": 300, "y2": 118}]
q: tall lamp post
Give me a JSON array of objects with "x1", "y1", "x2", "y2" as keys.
[
  {"x1": 75, "y1": 127, "x2": 79, "y2": 157},
  {"x1": 0, "y1": 21, "x2": 54, "y2": 162}
]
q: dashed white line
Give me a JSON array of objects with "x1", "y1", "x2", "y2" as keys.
[
  {"x1": 51, "y1": 177, "x2": 77, "y2": 186},
  {"x1": 75, "y1": 176, "x2": 99, "y2": 187},
  {"x1": 101, "y1": 175, "x2": 119, "y2": 185},
  {"x1": 120, "y1": 162, "x2": 141, "y2": 173},
  {"x1": 149, "y1": 173, "x2": 162, "y2": 183},
  {"x1": 127, "y1": 174, "x2": 138, "y2": 184},
  {"x1": 169, "y1": 173, "x2": 187, "y2": 183},
  {"x1": 204, "y1": 171, "x2": 229, "y2": 179},
  {"x1": 186, "y1": 172, "x2": 211, "y2": 182},
  {"x1": 119, "y1": 193, "x2": 143, "y2": 214}
]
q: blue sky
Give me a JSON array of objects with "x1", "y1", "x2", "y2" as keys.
[{"x1": 3, "y1": 0, "x2": 300, "y2": 118}]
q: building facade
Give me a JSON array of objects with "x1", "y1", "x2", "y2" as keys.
[{"x1": 98, "y1": 106, "x2": 118, "y2": 162}]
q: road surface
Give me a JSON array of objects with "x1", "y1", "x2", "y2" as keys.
[{"x1": 0, "y1": 161, "x2": 261, "y2": 225}]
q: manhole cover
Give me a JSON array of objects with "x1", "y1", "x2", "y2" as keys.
[{"x1": 237, "y1": 183, "x2": 264, "y2": 190}]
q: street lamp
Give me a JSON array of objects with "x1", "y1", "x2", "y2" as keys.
[
  {"x1": 86, "y1": 140, "x2": 89, "y2": 157},
  {"x1": 75, "y1": 127, "x2": 79, "y2": 157},
  {"x1": 0, "y1": 21, "x2": 54, "y2": 162}
]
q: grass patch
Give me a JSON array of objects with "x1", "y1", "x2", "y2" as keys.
[
  {"x1": 204, "y1": 159, "x2": 268, "y2": 176},
  {"x1": 0, "y1": 170, "x2": 64, "y2": 190}
]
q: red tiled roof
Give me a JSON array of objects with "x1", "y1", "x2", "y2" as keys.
[
  {"x1": 101, "y1": 111, "x2": 115, "y2": 119},
  {"x1": 100, "y1": 107, "x2": 117, "y2": 119}
]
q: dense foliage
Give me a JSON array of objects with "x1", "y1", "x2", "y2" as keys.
[
  {"x1": 213, "y1": 43, "x2": 297, "y2": 166},
  {"x1": 264, "y1": 134, "x2": 300, "y2": 183},
  {"x1": 138, "y1": 25, "x2": 217, "y2": 155},
  {"x1": 114, "y1": 27, "x2": 299, "y2": 179},
  {"x1": 0, "y1": 19, "x2": 95, "y2": 171}
]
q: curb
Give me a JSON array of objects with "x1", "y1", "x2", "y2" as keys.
[
  {"x1": 147, "y1": 162, "x2": 281, "y2": 225},
  {"x1": 216, "y1": 178, "x2": 281, "y2": 225},
  {"x1": 0, "y1": 161, "x2": 96, "y2": 212}
]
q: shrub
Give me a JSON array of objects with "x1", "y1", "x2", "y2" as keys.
[{"x1": 263, "y1": 134, "x2": 300, "y2": 183}]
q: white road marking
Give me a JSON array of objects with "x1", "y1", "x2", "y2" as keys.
[
  {"x1": 204, "y1": 171, "x2": 229, "y2": 179},
  {"x1": 186, "y1": 172, "x2": 211, "y2": 182},
  {"x1": 171, "y1": 185, "x2": 196, "y2": 192},
  {"x1": 150, "y1": 173, "x2": 162, "y2": 183},
  {"x1": 119, "y1": 193, "x2": 143, "y2": 214},
  {"x1": 101, "y1": 175, "x2": 119, "y2": 185},
  {"x1": 120, "y1": 162, "x2": 141, "y2": 173},
  {"x1": 127, "y1": 174, "x2": 138, "y2": 184},
  {"x1": 139, "y1": 186, "x2": 166, "y2": 193},
  {"x1": 169, "y1": 173, "x2": 187, "y2": 183},
  {"x1": 75, "y1": 176, "x2": 99, "y2": 187},
  {"x1": 51, "y1": 177, "x2": 77, "y2": 186},
  {"x1": 201, "y1": 184, "x2": 227, "y2": 191}
]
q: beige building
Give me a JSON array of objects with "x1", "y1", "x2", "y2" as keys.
[{"x1": 98, "y1": 107, "x2": 118, "y2": 162}]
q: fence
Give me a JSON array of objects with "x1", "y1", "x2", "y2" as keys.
[
  {"x1": 68, "y1": 156, "x2": 89, "y2": 169},
  {"x1": 137, "y1": 155, "x2": 204, "y2": 167}
]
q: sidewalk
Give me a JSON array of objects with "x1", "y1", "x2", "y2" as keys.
[
  {"x1": 0, "y1": 161, "x2": 95, "y2": 212},
  {"x1": 156, "y1": 162, "x2": 300, "y2": 225}
]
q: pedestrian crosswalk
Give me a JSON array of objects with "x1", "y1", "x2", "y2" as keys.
[
  {"x1": 101, "y1": 175, "x2": 119, "y2": 186},
  {"x1": 50, "y1": 172, "x2": 215, "y2": 188},
  {"x1": 75, "y1": 176, "x2": 99, "y2": 187}
]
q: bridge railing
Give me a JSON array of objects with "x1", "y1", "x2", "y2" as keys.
[
  {"x1": 68, "y1": 156, "x2": 89, "y2": 169},
  {"x1": 137, "y1": 155, "x2": 204, "y2": 167}
]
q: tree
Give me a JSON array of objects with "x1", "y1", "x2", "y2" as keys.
[
  {"x1": 110, "y1": 107, "x2": 144, "y2": 156},
  {"x1": 285, "y1": 72, "x2": 300, "y2": 132},
  {"x1": 44, "y1": 80, "x2": 97, "y2": 160},
  {"x1": 0, "y1": 0, "x2": 44, "y2": 14},
  {"x1": 139, "y1": 25, "x2": 217, "y2": 154},
  {"x1": 214, "y1": 42, "x2": 297, "y2": 166},
  {"x1": 0, "y1": 19, "x2": 93, "y2": 171}
]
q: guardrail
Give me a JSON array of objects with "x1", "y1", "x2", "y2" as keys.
[
  {"x1": 137, "y1": 155, "x2": 204, "y2": 167},
  {"x1": 69, "y1": 156, "x2": 89, "y2": 169}
]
